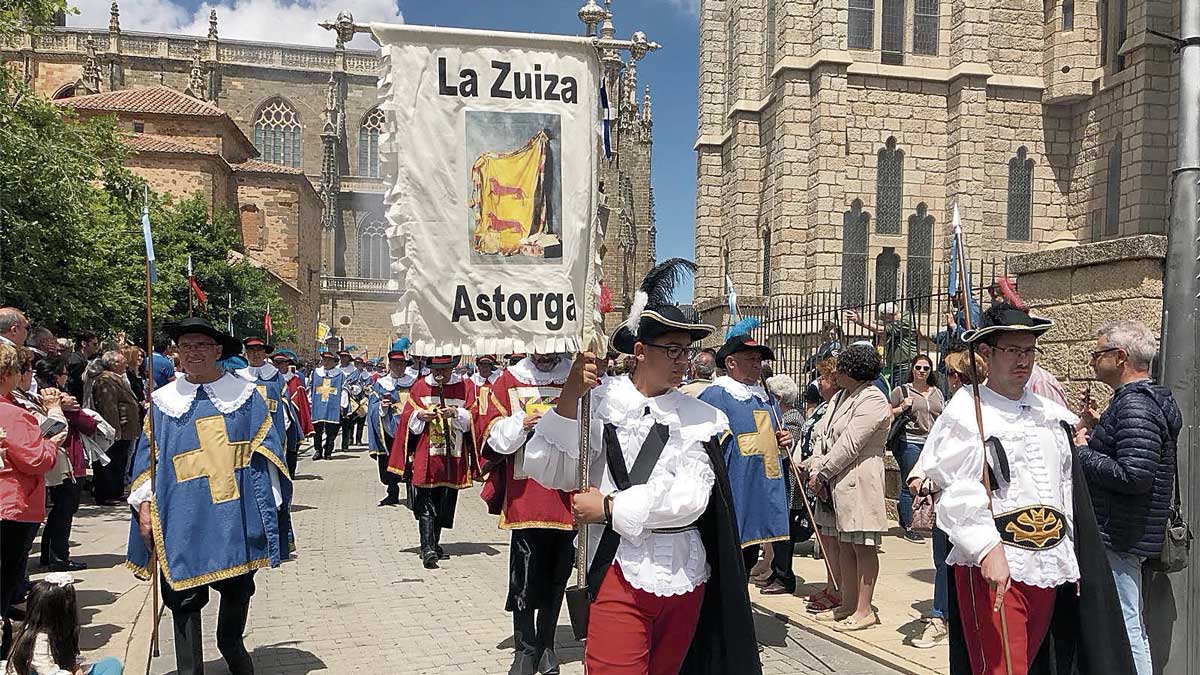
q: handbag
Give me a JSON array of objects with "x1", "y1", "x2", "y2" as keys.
[
  {"x1": 910, "y1": 494, "x2": 936, "y2": 532},
  {"x1": 1149, "y1": 455, "x2": 1192, "y2": 574},
  {"x1": 886, "y1": 406, "x2": 911, "y2": 460}
]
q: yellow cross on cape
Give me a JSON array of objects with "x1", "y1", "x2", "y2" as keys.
[
  {"x1": 314, "y1": 378, "x2": 337, "y2": 402},
  {"x1": 172, "y1": 415, "x2": 253, "y2": 503},
  {"x1": 736, "y1": 409, "x2": 781, "y2": 480}
]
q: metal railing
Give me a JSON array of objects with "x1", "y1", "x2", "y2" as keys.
[{"x1": 320, "y1": 276, "x2": 397, "y2": 295}]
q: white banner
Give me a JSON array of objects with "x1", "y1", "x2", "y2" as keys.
[{"x1": 372, "y1": 23, "x2": 603, "y2": 357}]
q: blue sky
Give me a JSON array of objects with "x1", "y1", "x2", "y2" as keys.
[{"x1": 76, "y1": 0, "x2": 703, "y2": 299}]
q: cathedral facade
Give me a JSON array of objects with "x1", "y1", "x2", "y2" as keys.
[
  {"x1": 694, "y1": 0, "x2": 1178, "y2": 322},
  {"x1": 4, "y1": 5, "x2": 656, "y2": 355}
]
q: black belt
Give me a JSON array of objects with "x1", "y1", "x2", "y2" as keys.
[{"x1": 651, "y1": 525, "x2": 699, "y2": 534}]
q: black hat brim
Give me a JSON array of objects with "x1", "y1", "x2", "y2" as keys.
[
  {"x1": 611, "y1": 309, "x2": 713, "y2": 356},
  {"x1": 715, "y1": 341, "x2": 777, "y2": 366},
  {"x1": 166, "y1": 320, "x2": 242, "y2": 360}
]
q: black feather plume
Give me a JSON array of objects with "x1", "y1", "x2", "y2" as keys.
[{"x1": 639, "y1": 258, "x2": 696, "y2": 308}]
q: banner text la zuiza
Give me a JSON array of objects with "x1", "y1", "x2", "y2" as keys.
[{"x1": 438, "y1": 57, "x2": 579, "y2": 103}]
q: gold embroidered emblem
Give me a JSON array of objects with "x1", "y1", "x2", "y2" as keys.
[
  {"x1": 996, "y1": 506, "x2": 1066, "y2": 550},
  {"x1": 736, "y1": 409, "x2": 781, "y2": 480},
  {"x1": 172, "y1": 416, "x2": 252, "y2": 504},
  {"x1": 314, "y1": 378, "x2": 337, "y2": 402}
]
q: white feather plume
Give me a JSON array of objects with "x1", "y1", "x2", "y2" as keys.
[{"x1": 624, "y1": 290, "x2": 648, "y2": 336}]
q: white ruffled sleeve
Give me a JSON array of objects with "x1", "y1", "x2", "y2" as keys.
[
  {"x1": 451, "y1": 405, "x2": 472, "y2": 432},
  {"x1": 524, "y1": 407, "x2": 601, "y2": 491},
  {"x1": 611, "y1": 444, "x2": 715, "y2": 540},
  {"x1": 488, "y1": 411, "x2": 527, "y2": 456},
  {"x1": 919, "y1": 406, "x2": 1001, "y2": 565},
  {"x1": 408, "y1": 413, "x2": 426, "y2": 435}
]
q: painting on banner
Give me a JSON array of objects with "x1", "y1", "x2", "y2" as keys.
[{"x1": 372, "y1": 24, "x2": 602, "y2": 357}]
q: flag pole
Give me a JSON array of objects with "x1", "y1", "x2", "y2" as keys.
[
  {"x1": 952, "y1": 205, "x2": 1013, "y2": 675},
  {"x1": 186, "y1": 254, "x2": 194, "y2": 317},
  {"x1": 140, "y1": 186, "x2": 161, "y2": 667}
]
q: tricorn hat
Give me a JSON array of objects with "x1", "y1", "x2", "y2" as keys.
[
  {"x1": 962, "y1": 303, "x2": 1054, "y2": 344},
  {"x1": 615, "y1": 258, "x2": 713, "y2": 355},
  {"x1": 427, "y1": 355, "x2": 462, "y2": 369},
  {"x1": 242, "y1": 336, "x2": 274, "y2": 354},
  {"x1": 165, "y1": 317, "x2": 242, "y2": 360}
]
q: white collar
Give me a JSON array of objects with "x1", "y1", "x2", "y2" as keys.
[
  {"x1": 315, "y1": 366, "x2": 339, "y2": 377},
  {"x1": 377, "y1": 372, "x2": 415, "y2": 391},
  {"x1": 282, "y1": 371, "x2": 296, "y2": 382},
  {"x1": 595, "y1": 375, "x2": 729, "y2": 444},
  {"x1": 712, "y1": 375, "x2": 768, "y2": 402},
  {"x1": 338, "y1": 364, "x2": 357, "y2": 375},
  {"x1": 507, "y1": 357, "x2": 572, "y2": 386},
  {"x1": 472, "y1": 371, "x2": 500, "y2": 385},
  {"x1": 424, "y1": 372, "x2": 463, "y2": 387},
  {"x1": 405, "y1": 366, "x2": 430, "y2": 379},
  {"x1": 238, "y1": 362, "x2": 279, "y2": 381},
  {"x1": 152, "y1": 372, "x2": 257, "y2": 419}
]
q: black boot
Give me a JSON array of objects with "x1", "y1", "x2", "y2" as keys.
[
  {"x1": 535, "y1": 585, "x2": 567, "y2": 675},
  {"x1": 418, "y1": 516, "x2": 439, "y2": 569},
  {"x1": 216, "y1": 597, "x2": 254, "y2": 675},
  {"x1": 434, "y1": 526, "x2": 449, "y2": 560},
  {"x1": 509, "y1": 609, "x2": 539, "y2": 675},
  {"x1": 172, "y1": 610, "x2": 205, "y2": 675}
]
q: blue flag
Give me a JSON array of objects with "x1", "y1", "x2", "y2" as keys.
[{"x1": 141, "y1": 187, "x2": 157, "y2": 283}]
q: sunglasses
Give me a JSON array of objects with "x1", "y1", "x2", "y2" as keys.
[{"x1": 913, "y1": 365, "x2": 931, "y2": 372}]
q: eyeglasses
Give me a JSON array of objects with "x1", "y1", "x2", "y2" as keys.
[
  {"x1": 178, "y1": 342, "x2": 219, "y2": 352},
  {"x1": 644, "y1": 343, "x2": 698, "y2": 362},
  {"x1": 1089, "y1": 347, "x2": 1121, "y2": 360},
  {"x1": 913, "y1": 365, "x2": 931, "y2": 372},
  {"x1": 993, "y1": 346, "x2": 1042, "y2": 359}
]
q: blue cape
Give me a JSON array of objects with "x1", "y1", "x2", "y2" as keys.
[{"x1": 309, "y1": 369, "x2": 346, "y2": 424}]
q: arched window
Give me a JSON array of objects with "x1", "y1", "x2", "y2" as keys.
[
  {"x1": 252, "y1": 98, "x2": 301, "y2": 168},
  {"x1": 358, "y1": 219, "x2": 391, "y2": 279},
  {"x1": 875, "y1": 247, "x2": 900, "y2": 303},
  {"x1": 52, "y1": 84, "x2": 76, "y2": 100},
  {"x1": 905, "y1": 203, "x2": 933, "y2": 312},
  {"x1": 841, "y1": 199, "x2": 870, "y2": 306},
  {"x1": 1007, "y1": 146, "x2": 1034, "y2": 241},
  {"x1": 876, "y1": 137, "x2": 904, "y2": 234},
  {"x1": 761, "y1": 226, "x2": 772, "y2": 296},
  {"x1": 1105, "y1": 135, "x2": 1122, "y2": 237},
  {"x1": 359, "y1": 108, "x2": 385, "y2": 178}
]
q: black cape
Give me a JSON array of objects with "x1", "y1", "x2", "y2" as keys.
[
  {"x1": 678, "y1": 438, "x2": 763, "y2": 675},
  {"x1": 946, "y1": 439, "x2": 1137, "y2": 675}
]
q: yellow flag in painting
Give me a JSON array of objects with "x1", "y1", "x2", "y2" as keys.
[{"x1": 470, "y1": 131, "x2": 548, "y2": 256}]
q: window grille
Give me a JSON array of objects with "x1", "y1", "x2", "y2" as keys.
[
  {"x1": 1007, "y1": 146, "x2": 1034, "y2": 241},
  {"x1": 876, "y1": 137, "x2": 904, "y2": 234},
  {"x1": 913, "y1": 0, "x2": 938, "y2": 55},
  {"x1": 358, "y1": 108, "x2": 385, "y2": 178},
  {"x1": 841, "y1": 199, "x2": 871, "y2": 306},
  {"x1": 1104, "y1": 136, "x2": 1122, "y2": 236},
  {"x1": 905, "y1": 203, "x2": 933, "y2": 313},
  {"x1": 881, "y1": 0, "x2": 906, "y2": 64},
  {"x1": 252, "y1": 99, "x2": 301, "y2": 168},
  {"x1": 848, "y1": 0, "x2": 875, "y2": 50},
  {"x1": 358, "y1": 220, "x2": 391, "y2": 279}
]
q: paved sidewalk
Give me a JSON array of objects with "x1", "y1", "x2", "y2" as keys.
[
  {"x1": 753, "y1": 535, "x2": 950, "y2": 675},
  {"x1": 42, "y1": 441, "x2": 908, "y2": 674}
]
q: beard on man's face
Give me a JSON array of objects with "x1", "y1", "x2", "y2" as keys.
[{"x1": 531, "y1": 354, "x2": 562, "y2": 373}]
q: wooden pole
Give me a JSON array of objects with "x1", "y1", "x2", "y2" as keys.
[{"x1": 143, "y1": 263, "x2": 160, "y2": 669}]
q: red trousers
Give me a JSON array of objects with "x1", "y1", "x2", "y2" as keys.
[
  {"x1": 953, "y1": 565, "x2": 1057, "y2": 675},
  {"x1": 584, "y1": 564, "x2": 705, "y2": 675}
]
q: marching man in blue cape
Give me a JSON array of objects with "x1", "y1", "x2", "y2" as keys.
[
  {"x1": 125, "y1": 318, "x2": 292, "y2": 675},
  {"x1": 310, "y1": 351, "x2": 349, "y2": 461},
  {"x1": 699, "y1": 318, "x2": 793, "y2": 587}
]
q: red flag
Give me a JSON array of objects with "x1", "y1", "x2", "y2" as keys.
[
  {"x1": 598, "y1": 281, "x2": 613, "y2": 315},
  {"x1": 263, "y1": 304, "x2": 273, "y2": 341},
  {"x1": 187, "y1": 255, "x2": 207, "y2": 307}
]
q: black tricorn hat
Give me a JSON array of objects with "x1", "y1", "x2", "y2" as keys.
[
  {"x1": 611, "y1": 306, "x2": 713, "y2": 356},
  {"x1": 962, "y1": 305, "x2": 1054, "y2": 344},
  {"x1": 165, "y1": 317, "x2": 242, "y2": 360},
  {"x1": 715, "y1": 333, "x2": 776, "y2": 365},
  {"x1": 242, "y1": 336, "x2": 274, "y2": 354},
  {"x1": 426, "y1": 355, "x2": 462, "y2": 369}
]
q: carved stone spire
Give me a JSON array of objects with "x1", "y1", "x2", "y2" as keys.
[
  {"x1": 185, "y1": 42, "x2": 205, "y2": 100},
  {"x1": 79, "y1": 36, "x2": 102, "y2": 95},
  {"x1": 208, "y1": 9, "x2": 218, "y2": 40},
  {"x1": 642, "y1": 85, "x2": 652, "y2": 125},
  {"x1": 109, "y1": 1, "x2": 120, "y2": 33}
]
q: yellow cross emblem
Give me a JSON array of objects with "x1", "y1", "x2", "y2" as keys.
[
  {"x1": 172, "y1": 415, "x2": 252, "y2": 504},
  {"x1": 255, "y1": 385, "x2": 278, "y2": 414},
  {"x1": 390, "y1": 392, "x2": 409, "y2": 415},
  {"x1": 314, "y1": 378, "x2": 337, "y2": 402},
  {"x1": 736, "y1": 409, "x2": 781, "y2": 479}
]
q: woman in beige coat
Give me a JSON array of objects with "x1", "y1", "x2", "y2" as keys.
[{"x1": 803, "y1": 344, "x2": 892, "y2": 631}]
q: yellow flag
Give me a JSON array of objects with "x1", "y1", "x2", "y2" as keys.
[{"x1": 469, "y1": 131, "x2": 549, "y2": 256}]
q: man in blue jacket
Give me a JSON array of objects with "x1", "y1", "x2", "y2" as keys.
[{"x1": 1078, "y1": 319, "x2": 1182, "y2": 675}]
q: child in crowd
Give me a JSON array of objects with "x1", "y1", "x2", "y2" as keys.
[{"x1": 2, "y1": 575, "x2": 123, "y2": 675}]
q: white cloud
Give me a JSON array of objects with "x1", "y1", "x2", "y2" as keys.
[
  {"x1": 664, "y1": 0, "x2": 700, "y2": 17},
  {"x1": 71, "y1": 0, "x2": 401, "y2": 49}
]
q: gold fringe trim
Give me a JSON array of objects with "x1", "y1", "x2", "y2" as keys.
[
  {"x1": 498, "y1": 511, "x2": 575, "y2": 531},
  {"x1": 741, "y1": 534, "x2": 790, "y2": 548}
]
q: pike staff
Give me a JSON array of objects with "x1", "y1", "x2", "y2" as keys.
[
  {"x1": 139, "y1": 186, "x2": 161, "y2": 670},
  {"x1": 952, "y1": 210, "x2": 1014, "y2": 675}
]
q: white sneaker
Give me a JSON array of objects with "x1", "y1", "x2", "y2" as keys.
[{"x1": 912, "y1": 617, "x2": 948, "y2": 649}]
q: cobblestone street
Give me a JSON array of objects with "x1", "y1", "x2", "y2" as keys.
[{"x1": 131, "y1": 443, "x2": 908, "y2": 674}]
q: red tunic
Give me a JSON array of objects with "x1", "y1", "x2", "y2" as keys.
[
  {"x1": 387, "y1": 376, "x2": 478, "y2": 489},
  {"x1": 284, "y1": 375, "x2": 314, "y2": 436},
  {"x1": 476, "y1": 369, "x2": 574, "y2": 531}
]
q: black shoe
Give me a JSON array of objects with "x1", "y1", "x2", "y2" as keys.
[
  {"x1": 50, "y1": 561, "x2": 87, "y2": 572},
  {"x1": 422, "y1": 551, "x2": 439, "y2": 569},
  {"x1": 436, "y1": 546, "x2": 449, "y2": 560},
  {"x1": 903, "y1": 529, "x2": 925, "y2": 543},
  {"x1": 378, "y1": 497, "x2": 400, "y2": 507},
  {"x1": 761, "y1": 579, "x2": 796, "y2": 595},
  {"x1": 536, "y1": 648, "x2": 560, "y2": 675},
  {"x1": 508, "y1": 651, "x2": 537, "y2": 675}
]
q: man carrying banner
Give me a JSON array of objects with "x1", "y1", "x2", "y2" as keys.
[
  {"x1": 476, "y1": 353, "x2": 575, "y2": 675},
  {"x1": 388, "y1": 356, "x2": 478, "y2": 569},
  {"x1": 126, "y1": 318, "x2": 292, "y2": 675},
  {"x1": 523, "y1": 259, "x2": 760, "y2": 674},
  {"x1": 271, "y1": 349, "x2": 314, "y2": 476},
  {"x1": 367, "y1": 343, "x2": 415, "y2": 507},
  {"x1": 917, "y1": 302, "x2": 1136, "y2": 675},
  {"x1": 700, "y1": 321, "x2": 793, "y2": 592},
  {"x1": 310, "y1": 351, "x2": 348, "y2": 461}
]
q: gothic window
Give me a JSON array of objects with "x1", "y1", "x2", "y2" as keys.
[
  {"x1": 761, "y1": 226, "x2": 772, "y2": 296},
  {"x1": 764, "y1": 0, "x2": 777, "y2": 84},
  {"x1": 358, "y1": 219, "x2": 391, "y2": 279},
  {"x1": 905, "y1": 204, "x2": 933, "y2": 313},
  {"x1": 1007, "y1": 146, "x2": 1034, "y2": 241},
  {"x1": 848, "y1": 0, "x2": 875, "y2": 50},
  {"x1": 875, "y1": 247, "x2": 900, "y2": 303},
  {"x1": 841, "y1": 199, "x2": 870, "y2": 306},
  {"x1": 358, "y1": 108, "x2": 385, "y2": 178},
  {"x1": 913, "y1": 0, "x2": 938, "y2": 55},
  {"x1": 1105, "y1": 136, "x2": 1122, "y2": 237},
  {"x1": 252, "y1": 98, "x2": 301, "y2": 168},
  {"x1": 876, "y1": 137, "x2": 904, "y2": 234},
  {"x1": 726, "y1": 8, "x2": 737, "y2": 119},
  {"x1": 881, "y1": 0, "x2": 906, "y2": 64},
  {"x1": 1062, "y1": 0, "x2": 1074, "y2": 30}
]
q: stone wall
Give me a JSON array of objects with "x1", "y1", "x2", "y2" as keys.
[
  {"x1": 1009, "y1": 234, "x2": 1165, "y2": 405},
  {"x1": 125, "y1": 155, "x2": 231, "y2": 208},
  {"x1": 318, "y1": 294, "x2": 401, "y2": 358}
]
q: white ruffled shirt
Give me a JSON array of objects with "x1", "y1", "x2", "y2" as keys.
[
  {"x1": 471, "y1": 370, "x2": 501, "y2": 388},
  {"x1": 919, "y1": 384, "x2": 1081, "y2": 588},
  {"x1": 524, "y1": 375, "x2": 729, "y2": 597}
]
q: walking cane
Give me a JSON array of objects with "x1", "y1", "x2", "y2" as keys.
[
  {"x1": 953, "y1": 222, "x2": 1014, "y2": 675},
  {"x1": 142, "y1": 262, "x2": 161, "y2": 675},
  {"x1": 760, "y1": 376, "x2": 838, "y2": 592},
  {"x1": 564, "y1": 386, "x2": 592, "y2": 640}
]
